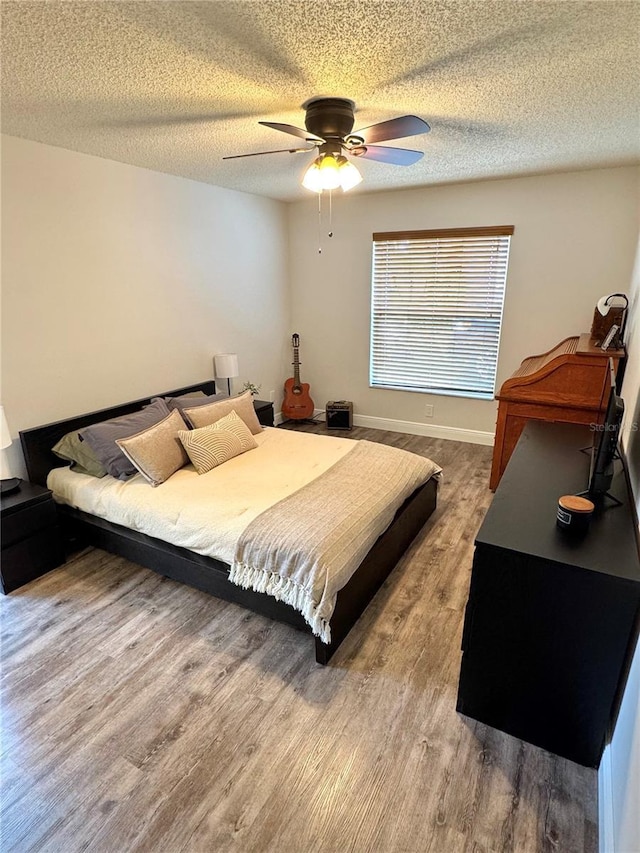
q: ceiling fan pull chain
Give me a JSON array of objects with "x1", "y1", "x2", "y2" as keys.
[
  {"x1": 317, "y1": 191, "x2": 323, "y2": 254},
  {"x1": 328, "y1": 188, "x2": 333, "y2": 238}
]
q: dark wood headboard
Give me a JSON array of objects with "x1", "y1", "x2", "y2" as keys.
[{"x1": 20, "y1": 381, "x2": 216, "y2": 487}]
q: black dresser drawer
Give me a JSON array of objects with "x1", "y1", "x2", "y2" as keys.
[
  {"x1": 2, "y1": 499, "x2": 58, "y2": 548},
  {"x1": 1, "y1": 526, "x2": 64, "y2": 593}
]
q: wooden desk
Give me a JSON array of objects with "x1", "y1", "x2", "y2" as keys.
[{"x1": 490, "y1": 334, "x2": 625, "y2": 490}]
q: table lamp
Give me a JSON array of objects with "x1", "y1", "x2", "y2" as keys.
[
  {"x1": 214, "y1": 353, "x2": 239, "y2": 396},
  {"x1": 1, "y1": 406, "x2": 22, "y2": 495}
]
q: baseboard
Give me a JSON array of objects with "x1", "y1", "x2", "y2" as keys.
[
  {"x1": 353, "y1": 414, "x2": 494, "y2": 446},
  {"x1": 276, "y1": 409, "x2": 494, "y2": 446},
  {"x1": 274, "y1": 409, "x2": 495, "y2": 447},
  {"x1": 598, "y1": 744, "x2": 615, "y2": 853}
]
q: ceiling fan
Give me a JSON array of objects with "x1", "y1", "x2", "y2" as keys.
[{"x1": 223, "y1": 98, "x2": 431, "y2": 192}]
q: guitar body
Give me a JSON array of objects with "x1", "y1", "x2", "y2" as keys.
[
  {"x1": 282, "y1": 333, "x2": 315, "y2": 420},
  {"x1": 282, "y1": 378, "x2": 315, "y2": 420}
]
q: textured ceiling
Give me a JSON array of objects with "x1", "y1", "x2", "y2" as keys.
[{"x1": 2, "y1": 1, "x2": 639, "y2": 201}]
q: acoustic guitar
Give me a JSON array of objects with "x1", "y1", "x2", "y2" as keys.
[{"x1": 282, "y1": 333, "x2": 315, "y2": 420}]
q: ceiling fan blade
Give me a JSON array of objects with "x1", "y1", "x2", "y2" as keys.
[
  {"x1": 349, "y1": 115, "x2": 430, "y2": 145},
  {"x1": 259, "y1": 121, "x2": 324, "y2": 143},
  {"x1": 350, "y1": 145, "x2": 424, "y2": 165},
  {"x1": 223, "y1": 147, "x2": 315, "y2": 160}
]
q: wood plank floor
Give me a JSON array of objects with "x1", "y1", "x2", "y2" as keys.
[{"x1": 1, "y1": 425, "x2": 597, "y2": 853}]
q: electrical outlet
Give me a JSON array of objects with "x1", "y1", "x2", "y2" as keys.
[
  {"x1": 425, "y1": 404, "x2": 434, "y2": 418},
  {"x1": 269, "y1": 390, "x2": 275, "y2": 402}
]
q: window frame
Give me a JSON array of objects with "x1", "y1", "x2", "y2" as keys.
[{"x1": 370, "y1": 225, "x2": 514, "y2": 401}]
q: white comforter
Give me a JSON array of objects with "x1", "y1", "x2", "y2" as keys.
[{"x1": 48, "y1": 427, "x2": 356, "y2": 564}]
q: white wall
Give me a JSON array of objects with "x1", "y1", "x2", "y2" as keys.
[
  {"x1": 288, "y1": 167, "x2": 639, "y2": 437},
  {"x1": 2, "y1": 132, "x2": 640, "y2": 853},
  {"x1": 599, "y1": 236, "x2": 640, "y2": 853},
  {"x1": 1, "y1": 135, "x2": 290, "y2": 475}
]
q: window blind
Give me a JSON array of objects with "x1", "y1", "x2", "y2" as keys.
[{"x1": 370, "y1": 226, "x2": 514, "y2": 399}]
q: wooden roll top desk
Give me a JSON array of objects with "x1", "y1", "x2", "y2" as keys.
[{"x1": 490, "y1": 333, "x2": 625, "y2": 491}]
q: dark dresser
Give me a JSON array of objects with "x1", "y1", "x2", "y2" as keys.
[
  {"x1": 1, "y1": 482, "x2": 65, "y2": 593},
  {"x1": 457, "y1": 421, "x2": 640, "y2": 767}
]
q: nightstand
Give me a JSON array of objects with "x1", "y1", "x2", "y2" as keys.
[
  {"x1": 1, "y1": 482, "x2": 64, "y2": 593},
  {"x1": 253, "y1": 399, "x2": 274, "y2": 427}
]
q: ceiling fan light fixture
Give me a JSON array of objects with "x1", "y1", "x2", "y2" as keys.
[
  {"x1": 302, "y1": 153, "x2": 340, "y2": 191},
  {"x1": 302, "y1": 153, "x2": 362, "y2": 193}
]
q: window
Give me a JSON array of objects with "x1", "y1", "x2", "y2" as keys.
[{"x1": 370, "y1": 225, "x2": 514, "y2": 400}]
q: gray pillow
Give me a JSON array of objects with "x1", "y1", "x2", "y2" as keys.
[
  {"x1": 80, "y1": 398, "x2": 171, "y2": 479},
  {"x1": 164, "y1": 392, "x2": 228, "y2": 416},
  {"x1": 52, "y1": 431, "x2": 107, "y2": 478},
  {"x1": 162, "y1": 390, "x2": 206, "y2": 403}
]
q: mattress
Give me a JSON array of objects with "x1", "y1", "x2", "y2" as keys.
[{"x1": 47, "y1": 427, "x2": 356, "y2": 565}]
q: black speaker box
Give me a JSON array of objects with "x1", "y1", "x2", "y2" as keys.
[{"x1": 326, "y1": 401, "x2": 353, "y2": 430}]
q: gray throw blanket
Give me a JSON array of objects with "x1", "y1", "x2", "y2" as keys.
[{"x1": 229, "y1": 440, "x2": 441, "y2": 643}]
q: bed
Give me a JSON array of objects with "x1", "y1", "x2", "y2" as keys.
[{"x1": 20, "y1": 381, "x2": 440, "y2": 664}]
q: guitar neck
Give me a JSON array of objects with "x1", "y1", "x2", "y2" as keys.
[{"x1": 293, "y1": 347, "x2": 301, "y2": 386}]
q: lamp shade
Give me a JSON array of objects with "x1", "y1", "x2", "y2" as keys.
[
  {"x1": 317, "y1": 153, "x2": 341, "y2": 190},
  {"x1": 302, "y1": 161, "x2": 322, "y2": 193},
  {"x1": 338, "y1": 158, "x2": 363, "y2": 191},
  {"x1": 0, "y1": 406, "x2": 12, "y2": 451},
  {"x1": 214, "y1": 353, "x2": 239, "y2": 379}
]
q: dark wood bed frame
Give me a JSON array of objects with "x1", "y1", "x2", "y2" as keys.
[{"x1": 19, "y1": 381, "x2": 438, "y2": 664}]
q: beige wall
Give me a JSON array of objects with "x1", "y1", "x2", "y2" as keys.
[
  {"x1": 2, "y1": 131, "x2": 640, "y2": 853},
  {"x1": 288, "y1": 167, "x2": 639, "y2": 437},
  {"x1": 1, "y1": 135, "x2": 290, "y2": 475}
]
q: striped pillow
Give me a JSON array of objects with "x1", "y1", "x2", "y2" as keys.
[{"x1": 178, "y1": 410, "x2": 258, "y2": 474}]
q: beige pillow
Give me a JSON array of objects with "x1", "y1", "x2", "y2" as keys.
[
  {"x1": 183, "y1": 390, "x2": 262, "y2": 434},
  {"x1": 178, "y1": 410, "x2": 258, "y2": 474},
  {"x1": 115, "y1": 409, "x2": 189, "y2": 486}
]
